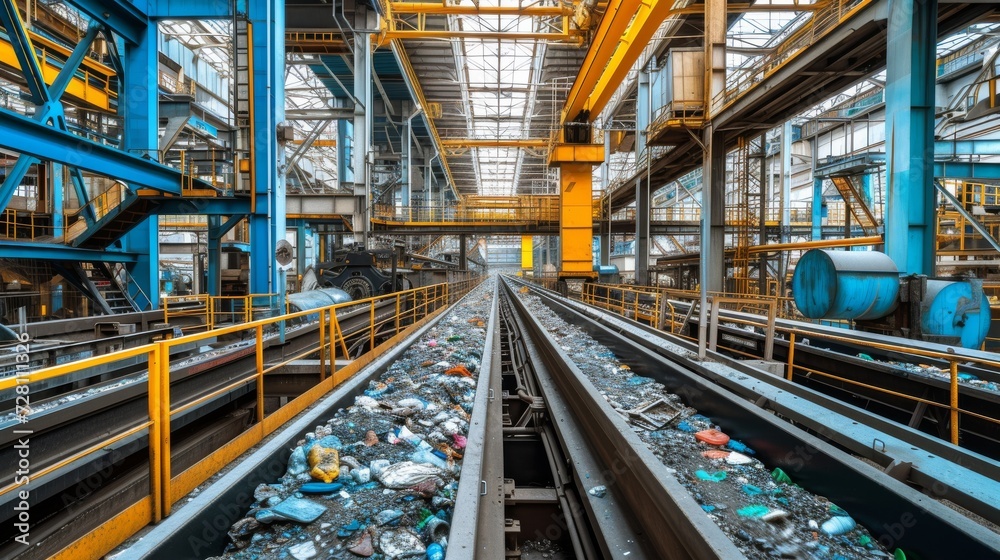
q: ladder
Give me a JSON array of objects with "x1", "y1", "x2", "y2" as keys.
[{"x1": 234, "y1": 17, "x2": 252, "y2": 193}]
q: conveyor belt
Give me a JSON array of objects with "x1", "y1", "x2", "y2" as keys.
[{"x1": 114, "y1": 276, "x2": 998, "y2": 559}]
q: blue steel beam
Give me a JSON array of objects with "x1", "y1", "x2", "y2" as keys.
[
  {"x1": 0, "y1": 109, "x2": 185, "y2": 194},
  {"x1": 934, "y1": 140, "x2": 1000, "y2": 157},
  {"x1": 64, "y1": 0, "x2": 146, "y2": 45},
  {"x1": 0, "y1": 241, "x2": 137, "y2": 262},
  {"x1": 154, "y1": 197, "x2": 251, "y2": 215},
  {"x1": 0, "y1": 0, "x2": 47, "y2": 104},
  {"x1": 885, "y1": 0, "x2": 937, "y2": 276},
  {"x1": 934, "y1": 162, "x2": 1000, "y2": 179},
  {"x1": 151, "y1": 0, "x2": 233, "y2": 19}
]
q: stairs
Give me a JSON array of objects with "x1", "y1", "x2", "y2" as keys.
[
  {"x1": 78, "y1": 263, "x2": 139, "y2": 315},
  {"x1": 829, "y1": 175, "x2": 879, "y2": 236},
  {"x1": 70, "y1": 190, "x2": 159, "y2": 249}
]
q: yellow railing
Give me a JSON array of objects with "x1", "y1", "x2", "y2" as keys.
[
  {"x1": 162, "y1": 293, "x2": 285, "y2": 331},
  {"x1": 569, "y1": 282, "x2": 998, "y2": 448},
  {"x1": 719, "y1": 0, "x2": 871, "y2": 109},
  {"x1": 0, "y1": 208, "x2": 43, "y2": 241},
  {"x1": 580, "y1": 283, "x2": 680, "y2": 333},
  {"x1": 9, "y1": 277, "x2": 480, "y2": 560}
]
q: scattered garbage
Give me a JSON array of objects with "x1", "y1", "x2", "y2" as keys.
[
  {"x1": 588, "y1": 485, "x2": 608, "y2": 498},
  {"x1": 208, "y1": 278, "x2": 496, "y2": 559},
  {"x1": 515, "y1": 289, "x2": 890, "y2": 560}
]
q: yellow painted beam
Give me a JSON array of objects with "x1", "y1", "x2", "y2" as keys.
[
  {"x1": 291, "y1": 138, "x2": 337, "y2": 146},
  {"x1": 563, "y1": 0, "x2": 636, "y2": 123},
  {"x1": 390, "y1": 2, "x2": 575, "y2": 16},
  {"x1": 0, "y1": 32, "x2": 113, "y2": 110},
  {"x1": 51, "y1": 498, "x2": 153, "y2": 560},
  {"x1": 748, "y1": 235, "x2": 883, "y2": 253},
  {"x1": 588, "y1": 0, "x2": 675, "y2": 117},
  {"x1": 550, "y1": 143, "x2": 605, "y2": 279},
  {"x1": 440, "y1": 138, "x2": 550, "y2": 149},
  {"x1": 521, "y1": 235, "x2": 533, "y2": 270},
  {"x1": 380, "y1": 29, "x2": 583, "y2": 42}
]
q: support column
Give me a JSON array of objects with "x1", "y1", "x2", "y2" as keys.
[
  {"x1": 781, "y1": 121, "x2": 793, "y2": 243},
  {"x1": 122, "y1": 22, "x2": 159, "y2": 309},
  {"x1": 600, "y1": 127, "x2": 611, "y2": 267},
  {"x1": 401, "y1": 108, "x2": 411, "y2": 211},
  {"x1": 636, "y1": 176, "x2": 650, "y2": 285},
  {"x1": 459, "y1": 235, "x2": 468, "y2": 271},
  {"x1": 337, "y1": 119, "x2": 354, "y2": 184},
  {"x1": 248, "y1": 0, "x2": 286, "y2": 300},
  {"x1": 207, "y1": 216, "x2": 223, "y2": 296},
  {"x1": 811, "y1": 134, "x2": 824, "y2": 240},
  {"x1": 51, "y1": 163, "x2": 64, "y2": 238},
  {"x1": 701, "y1": 0, "x2": 727, "y2": 359},
  {"x1": 636, "y1": 63, "x2": 650, "y2": 157},
  {"x1": 521, "y1": 235, "x2": 533, "y2": 275},
  {"x1": 702, "y1": 127, "x2": 726, "y2": 292},
  {"x1": 352, "y1": 7, "x2": 373, "y2": 248},
  {"x1": 550, "y1": 144, "x2": 604, "y2": 280},
  {"x1": 885, "y1": 0, "x2": 937, "y2": 275}
]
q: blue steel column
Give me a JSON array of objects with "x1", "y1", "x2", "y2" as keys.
[
  {"x1": 248, "y1": 0, "x2": 286, "y2": 301},
  {"x1": 208, "y1": 216, "x2": 222, "y2": 296},
  {"x1": 635, "y1": 63, "x2": 651, "y2": 284},
  {"x1": 811, "y1": 139, "x2": 823, "y2": 240},
  {"x1": 338, "y1": 120, "x2": 354, "y2": 184},
  {"x1": 51, "y1": 163, "x2": 64, "y2": 238},
  {"x1": 885, "y1": 0, "x2": 937, "y2": 275},
  {"x1": 122, "y1": 22, "x2": 159, "y2": 309}
]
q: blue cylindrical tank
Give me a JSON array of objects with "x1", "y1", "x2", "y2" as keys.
[
  {"x1": 920, "y1": 280, "x2": 991, "y2": 349},
  {"x1": 593, "y1": 264, "x2": 619, "y2": 276},
  {"x1": 286, "y1": 287, "x2": 352, "y2": 313},
  {"x1": 792, "y1": 249, "x2": 899, "y2": 320}
]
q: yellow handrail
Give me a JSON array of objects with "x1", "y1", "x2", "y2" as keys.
[{"x1": 24, "y1": 276, "x2": 482, "y2": 560}]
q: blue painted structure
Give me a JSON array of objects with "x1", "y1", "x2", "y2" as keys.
[
  {"x1": 884, "y1": 0, "x2": 937, "y2": 276},
  {"x1": 920, "y1": 280, "x2": 992, "y2": 349},
  {"x1": 247, "y1": 0, "x2": 287, "y2": 306},
  {"x1": 792, "y1": 249, "x2": 899, "y2": 320}
]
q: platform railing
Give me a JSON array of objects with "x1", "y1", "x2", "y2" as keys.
[
  {"x1": 10, "y1": 276, "x2": 481, "y2": 560},
  {"x1": 162, "y1": 293, "x2": 287, "y2": 331},
  {"x1": 570, "y1": 282, "x2": 999, "y2": 449}
]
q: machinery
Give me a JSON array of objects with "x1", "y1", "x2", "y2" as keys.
[
  {"x1": 313, "y1": 251, "x2": 410, "y2": 300},
  {"x1": 792, "y1": 249, "x2": 991, "y2": 348}
]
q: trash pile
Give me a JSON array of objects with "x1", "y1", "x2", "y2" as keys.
[
  {"x1": 209, "y1": 279, "x2": 493, "y2": 559},
  {"x1": 856, "y1": 353, "x2": 1000, "y2": 393},
  {"x1": 518, "y1": 291, "x2": 896, "y2": 560}
]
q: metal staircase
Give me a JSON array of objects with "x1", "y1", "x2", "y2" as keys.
[
  {"x1": 69, "y1": 189, "x2": 160, "y2": 249},
  {"x1": 829, "y1": 175, "x2": 879, "y2": 236},
  {"x1": 71, "y1": 262, "x2": 139, "y2": 315}
]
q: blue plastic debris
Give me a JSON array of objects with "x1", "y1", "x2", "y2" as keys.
[
  {"x1": 337, "y1": 520, "x2": 361, "y2": 538},
  {"x1": 376, "y1": 509, "x2": 405, "y2": 526},
  {"x1": 427, "y1": 542, "x2": 445, "y2": 560},
  {"x1": 271, "y1": 497, "x2": 327, "y2": 523},
  {"x1": 299, "y1": 482, "x2": 343, "y2": 494},
  {"x1": 726, "y1": 439, "x2": 755, "y2": 454}
]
